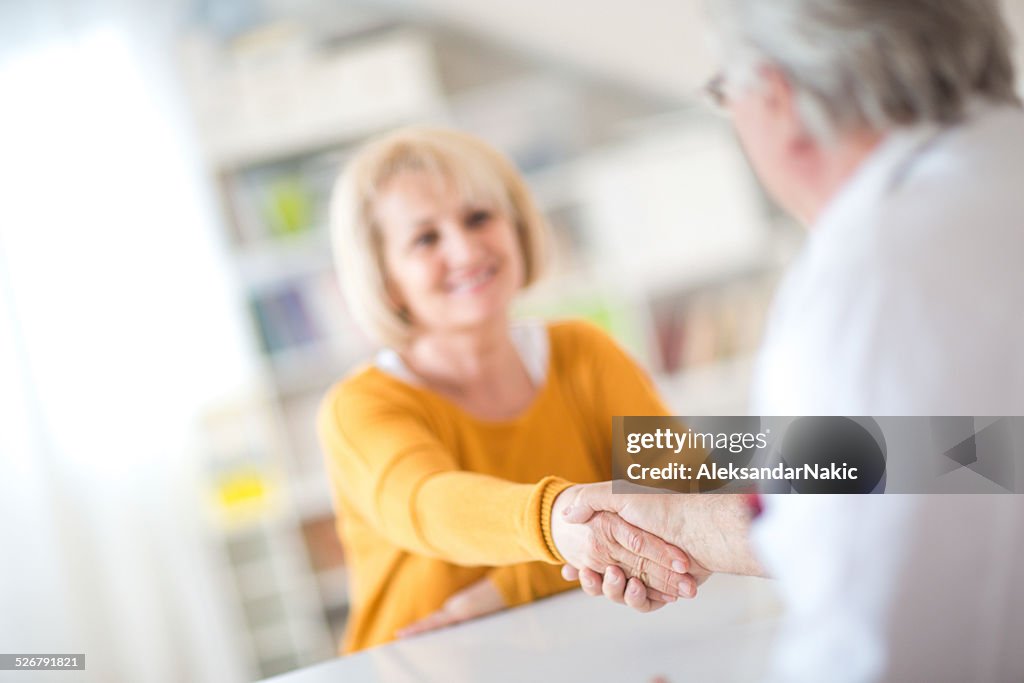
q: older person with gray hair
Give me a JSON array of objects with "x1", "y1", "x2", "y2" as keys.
[{"x1": 558, "y1": 1, "x2": 1024, "y2": 681}]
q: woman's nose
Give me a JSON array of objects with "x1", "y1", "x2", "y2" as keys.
[{"x1": 443, "y1": 227, "x2": 480, "y2": 265}]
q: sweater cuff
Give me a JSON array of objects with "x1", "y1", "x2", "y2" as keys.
[{"x1": 528, "y1": 475, "x2": 575, "y2": 564}]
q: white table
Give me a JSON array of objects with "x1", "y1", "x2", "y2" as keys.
[{"x1": 268, "y1": 575, "x2": 783, "y2": 683}]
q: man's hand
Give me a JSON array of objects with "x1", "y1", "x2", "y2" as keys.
[
  {"x1": 396, "y1": 577, "x2": 506, "y2": 638},
  {"x1": 550, "y1": 486, "x2": 697, "y2": 602},
  {"x1": 561, "y1": 481, "x2": 764, "y2": 584}
]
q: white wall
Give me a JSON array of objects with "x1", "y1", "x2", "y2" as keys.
[
  {"x1": 405, "y1": 0, "x2": 1024, "y2": 99},
  {"x1": 0, "y1": 1, "x2": 259, "y2": 680}
]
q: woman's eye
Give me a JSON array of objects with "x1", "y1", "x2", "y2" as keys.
[
  {"x1": 465, "y1": 210, "x2": 492, "y2": 227},
  {"x1": 413, "y1": 231, "x2": 438, "y2": 248}
]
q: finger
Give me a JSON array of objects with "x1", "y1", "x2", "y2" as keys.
[
  {"x1": 624, "y1": 577, "x2": 667, "y2": 613},
  {"x1": 578, "y1": 567, "x2": 603, "y2": 597},
  {"x1": 444, "y1": 589, "x2": 497, "y2": 620},
  {"x1": 645, "y1": 586, "x2": 679, "y2": 603},
  {"x1": 396, "y1": 609, "x2": 455, "y2": 638},
  {"x1": 407, "y1": 611, "x2": 454, "y2": 635},
  {"x1": 562, "y1": 481, "x2": 615, "y2": 524},
  {"x1": 607, "y1": 514, "x2": 690, "y2": 572},
  {"x1": 624, "y1": 577, "x2": 654, "y2": 611},
  {"x1": 657, "y1": 574, "x2": 696, "y2": 600},
  {"x1": 396, "y1": 622, "x2": 427, "y2": 638},
  {"x1": 601, "y1": 565, "x2": 628, "y2": 604},
  {"x1": 601, "y1": 514, "x2": 693, "y2": 597},
  {"x1": 561, "y1": 565, "x2": 580, "y2": 581}
]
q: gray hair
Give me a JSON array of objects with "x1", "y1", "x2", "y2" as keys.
[{"x1": 708, "y1": 0, "x2": 1021, "y2": 142}]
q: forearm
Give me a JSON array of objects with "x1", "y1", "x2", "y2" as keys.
[
  {"x1": 323, "y1": 413, "x2": 573, "y2": 566},
  {"x1": 669, "y1": 494, "x2": 765, "y2": 577},
  {"x1": 385, "y1": 470, "x2": 571, "y2": 566},
  {"x1": 321, "y1": 387, "x2": 576, "y2": 568}
]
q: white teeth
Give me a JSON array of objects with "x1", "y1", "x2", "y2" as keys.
[{"x1": 449, "y1": 268, "x2": 494, "y2": 293}]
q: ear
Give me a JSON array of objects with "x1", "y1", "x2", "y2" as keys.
[
  {"x1": 758, "y1": 65, "x2": 794, "y2": 111},
  {"x1": 383, "y1": 276, "x2": 410, "y2": 321},
  {"x1": 758, "y1": 66, "x2": 806, "y2": 133},
  {"x1": 758, "y1": 64, "x2": 817, "y2": 160},
  {"x1": 375, "y1": 229, "x2": 412, "y2": 321}
]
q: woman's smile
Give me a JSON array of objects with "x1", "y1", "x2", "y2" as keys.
[{"x1": 445, "y1": 264, "x2": 499, "y2": 295}]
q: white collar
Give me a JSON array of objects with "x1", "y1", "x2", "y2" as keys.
[
  {"x1": 812, "y1": 121, "x2": 946, "y2": 242},
  {"x1": 813, "y1": 99, "x2": 1003, "y2": 240},
  {"x1": 375, "y1": 319, "x2": 549, "y2": 388}
]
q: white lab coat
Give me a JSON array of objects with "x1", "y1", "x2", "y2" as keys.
[{"x1": 750, "y1": 102, "x2": 1024, "y2": 682}]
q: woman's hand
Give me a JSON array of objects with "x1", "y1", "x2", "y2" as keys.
[
  {"x1": 395, "y1": 577, "x2": 506, "y2": 638},
  {"x1": 561, "y1": 564, "x2": 675, "y2": 613},
  {"x1": 550, "y1": 486, "x2": 697, "y2": 603}
]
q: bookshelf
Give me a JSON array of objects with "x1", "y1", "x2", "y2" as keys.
[{"x1": 181, "y1": 12, "x2": 796, "y2": 678}]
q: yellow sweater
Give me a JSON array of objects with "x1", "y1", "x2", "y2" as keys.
[{"x1": 317, "y1": 320, "x2": 670, "y2": 652}]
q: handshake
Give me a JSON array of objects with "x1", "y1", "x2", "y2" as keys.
[
  {"x1": 550, "y1": 481, "x2": 762, "y2": 612},
  {"x1": 399, "y1": 482, "x2": 761, "y2": 638}
]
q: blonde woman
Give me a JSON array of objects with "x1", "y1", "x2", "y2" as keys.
[{"x1": 318, "y1": 127, "x2": 696, "y2": 653}]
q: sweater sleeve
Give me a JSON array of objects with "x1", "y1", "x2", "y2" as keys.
[{"x1": 318, "y1": 378, "x2": 572, "y2": 567}]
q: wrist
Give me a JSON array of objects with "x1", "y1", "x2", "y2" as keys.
[
  {"x1": 679, "y1": 494, "x2": 759, "y2": 576},
  {"x1": 549, "y1": 485, "x2": 581, "y2": 563}
]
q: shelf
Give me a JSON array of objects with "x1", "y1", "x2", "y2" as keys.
[
  {"x1": 290, "y1": 470, "x2": 336, "y2": 520},
  {"x1": 606, "y1": 243, "x2": 781, "y2": 299},
  {"x1": 315, "y1": 566, "x2": 349, "y2": 610},
  {"x1": 237, "y1": 229, "x2": 335, "y2": 289},
  {"x1": 250, "y1": 620, "x2": 299, "y2": 661},
  {"x1": 200, "y1": 29, "x2": 448, "y2": 170},
  {"x1": 267, "y1": 339, "x2": 348, "y2": 385},
  {"x1": 518, "y1": 243, "x2": 782, "y2": 315},
  {"x1": 655, "y1": 355, "x2": 757, "y2": 416},
  {"x1": 233, "y1": 558, "x2": 287, "y2": 601},
  {"x1": 217, "y1": 508, "x2": 303, "y2": 541}
]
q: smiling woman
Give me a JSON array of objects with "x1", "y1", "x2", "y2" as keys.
[
  {"x1": 318, "y1": 127, "x2": 698, "y2": 653},
  {"x1": 373, "y1": 169, "x2": 525, "y2": 353},
  {"x1": 329, "y1": 127, "x2": 547, "y2": 351}
]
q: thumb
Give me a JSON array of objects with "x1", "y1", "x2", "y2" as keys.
[
  {"x1": 561, "y1": 481, "x2": 617, "y2": 524},
  {"x1": 562, "y1": 500, "x2": 596, "y2": 524}
]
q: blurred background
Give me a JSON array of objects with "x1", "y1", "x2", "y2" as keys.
[{"x1": 1, "y1": 0, "x2": 1022, "y2": 681}]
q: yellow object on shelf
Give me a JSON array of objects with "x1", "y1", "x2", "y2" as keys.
[
  {"x1": 209, "y1": 467, "x2": 282, "y2": 528},
  {"x1": 265, "y1": 177, "x2": 312, "y2": 237}
]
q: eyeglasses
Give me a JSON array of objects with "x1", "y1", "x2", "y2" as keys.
[{"x1": 703, "y1": 72, "x2": 729, "y2": 109}]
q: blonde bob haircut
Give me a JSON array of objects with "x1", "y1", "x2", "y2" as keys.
[{"x1": 329, "y1": 126, "x2": 549, "y2": 349}]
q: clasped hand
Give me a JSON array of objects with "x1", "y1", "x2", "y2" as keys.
[{"x1": 550, "y1": 485, "x2": 698, "y2": 612}]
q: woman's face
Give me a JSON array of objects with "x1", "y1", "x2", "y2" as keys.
[{"x1": 374, "y1": 170, "x2": 524, "y2": 336}]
